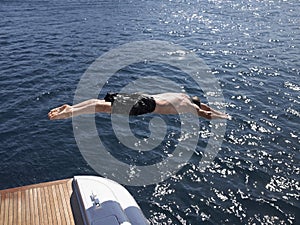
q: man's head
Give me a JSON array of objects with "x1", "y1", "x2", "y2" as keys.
[{"x1": 191, "y1": 96, "x2": 201, "y2": 107}]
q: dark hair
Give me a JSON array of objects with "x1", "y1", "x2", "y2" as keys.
[{"x1": 191, "y1": 96, "x2": 201, "y2": 107}]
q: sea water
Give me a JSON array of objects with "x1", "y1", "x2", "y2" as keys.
[{"x1": 0, "y1": 0, "x2": 299, "y2": 224}]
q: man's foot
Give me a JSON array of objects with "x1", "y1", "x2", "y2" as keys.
[{"x1": 48, "y1": 104, "x2": 73, "y2": 120}]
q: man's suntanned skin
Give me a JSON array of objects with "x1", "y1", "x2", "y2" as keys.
[{"x1": 48, "y1": 93, "x2": 229, "y2": 120}]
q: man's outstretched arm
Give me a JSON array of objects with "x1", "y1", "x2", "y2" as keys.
[{"x1": 197, "y1": 107, "x2": 229, "y2": 120}]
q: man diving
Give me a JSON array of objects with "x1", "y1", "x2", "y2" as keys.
[{"x1": 48, "y1": 92, "x2": 229, "y2": 120}]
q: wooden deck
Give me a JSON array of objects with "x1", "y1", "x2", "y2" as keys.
[{"x1": 0, "y1": 179, "x2": 80, "y2": 225}]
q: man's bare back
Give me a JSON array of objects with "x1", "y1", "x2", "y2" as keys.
[
  {"x1": 152, "y1": 93, "x2": 197, "y2": 114},
  {"x1": 48, "y1": 93, "x2": 229, "y2": 120}
]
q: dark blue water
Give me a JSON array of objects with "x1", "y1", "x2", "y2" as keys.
[{"x1": 0, "y1": 0, "x2": 299, "y2": 224}]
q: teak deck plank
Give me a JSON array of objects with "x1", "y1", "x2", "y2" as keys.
[
  {"x1": 0, "y1": 179, "x2": 75, "y2": 225},
  {"x1": 45, "y1": 186, "x2": 53, "y2": 225}
]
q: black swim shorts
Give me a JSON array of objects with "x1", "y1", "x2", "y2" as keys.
[{"x1": 104, "y1": 92, "x2": 156, "y2": 116}]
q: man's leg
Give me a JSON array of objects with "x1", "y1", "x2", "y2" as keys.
[{"x1": 48, "y1": 99, "x2": 111, "y2": 120}]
